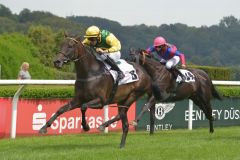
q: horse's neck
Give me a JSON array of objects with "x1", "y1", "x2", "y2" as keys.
[
  {"x1": 75, "y1": 49, "x2": 103, "y2": 78},
  {"x1": 144, "y1": 59, "x2": 170, "y2": 80}
]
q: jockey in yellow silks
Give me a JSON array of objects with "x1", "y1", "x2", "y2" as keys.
[{"x1": 82, "y1": 25, "x2": 124, "y2": 80}]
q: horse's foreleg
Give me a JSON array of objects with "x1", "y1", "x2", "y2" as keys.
[
  {"x1": 80, "y1": 98, "x2": 104, "y2": 131},
  {"x1": 80, "y1": 108, "x2": 90, "y2": 131},
  {"x1": 119, "y1": 107, "x2": 129, "y2": 148},
  {"x1": 82, "y1": 97, "x2": 103, "y2": 110},
  {"x1": 149, "y1": 103, "x2": 156, "y2": 135},
  {"x1": 131, "y1": 96, "x2": 155, "y2": 126},
  {"x1": 39, "y1": 100, "x2": 78, "y2": 134},
  {"x1": 131, "y1": 103, "x2": 149, "y2": 126}
]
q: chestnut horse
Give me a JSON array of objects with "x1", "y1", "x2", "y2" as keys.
[
  {"x1": 39, "y1": 37, "x2": 155, "y2": 148},
  {"x1": 128, "y1": 49, "x2": 222, "y2": 133}
]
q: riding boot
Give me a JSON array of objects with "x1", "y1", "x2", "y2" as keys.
[
  {"x1": 104, "y1": 56, "x2": 125, "y2": 81},
  {"x1": 174, "y1": 67, "x2": 185, "y2": 80},
  {"x1": 169, "y1": 67, "x2": 185, "y2": 80}
]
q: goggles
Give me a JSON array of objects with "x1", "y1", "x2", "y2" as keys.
[
  {"x1": 155, "y1": 45, "x2": 164, "y2": 49},
  {"x1": 88, "y1": 37, "x2": 97, "y2": 42}
]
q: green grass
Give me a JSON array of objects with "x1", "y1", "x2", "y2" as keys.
[{"x1": 1, "y1": 127, "x2": 240, "y2": 160}]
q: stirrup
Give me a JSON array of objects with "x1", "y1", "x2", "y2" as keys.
[
  {"x1": 179, "y1": 75, "x2": 185, "y2": 81},
  {"x1": 178, "y1": 72, "x2": 185, "y2": 81}
]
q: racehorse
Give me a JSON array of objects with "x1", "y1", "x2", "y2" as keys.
[
  {"x1": 128, "y1": 49, "x2": 223, "y2": 133},
  {"x1": 39, "y1": 36, "x2": 155, "y2": 148}
]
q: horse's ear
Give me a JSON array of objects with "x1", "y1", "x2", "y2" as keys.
[
  {"x1": 139, "y1": 49, "x2": 147, "y2": 54},
  {"x1": 75, "y1": 36, "x2": 83, "y2": 42},
  {"x1": 64, "y1": 31, "x2": 69, "y2": 38},
  {"x1": 129, "y1": 47, "x2": 135, "y2": 55}
]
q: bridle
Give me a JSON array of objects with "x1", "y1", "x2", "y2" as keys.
[{"x1": 58, "y1": 37, "x2": 89, "y2": 62}]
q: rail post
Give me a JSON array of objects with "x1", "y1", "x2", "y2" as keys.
[
  {"x1": 11, "y1": 85, "x2": 26, "y2": 139},
  {"x1": 188, "y1": 100, "x2": 193, "y2": 130},
  {"x1": 103, "y1": 105, "x2": 109, "y2": 133}
]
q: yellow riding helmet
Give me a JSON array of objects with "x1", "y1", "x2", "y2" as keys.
[{"x1": 84, "y1": 26, "x2": 100, "y2": 38}]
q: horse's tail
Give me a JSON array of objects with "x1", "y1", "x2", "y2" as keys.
[{"x1": 211, "y1": 83, "x2": 223, "y2": 100}]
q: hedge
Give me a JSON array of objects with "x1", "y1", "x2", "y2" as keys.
[
  {"x1": 0, "y1": 85, "x2": 74, "y2": 98},
  {"x1": 189, "y1": 65, "x2": 232, "y2": 80},
  {"x1": 0, "y1": 85, "x2": 239, "y2": 98}
]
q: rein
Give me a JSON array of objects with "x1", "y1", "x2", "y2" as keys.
[
  {"x1": 76, "y1": 75, "x2": 103, "y2": 82},
  {"x1": 134, "y1": 49, "x2": 171, "y2": 82},
  {"x1": 66, "y1": 37, "x2": 89, "y2": 62}
]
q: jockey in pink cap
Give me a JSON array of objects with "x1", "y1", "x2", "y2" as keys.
[{"x1": 145, "y1": 36, "x2": 186, "y2": 79}]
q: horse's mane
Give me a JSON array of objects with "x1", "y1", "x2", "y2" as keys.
[
  {"x1": 138, "y1": 49, "x2": 165, "y2": 69},
  {"x1": 145, "y1": 56, "x2": 162, "y2": 66},
  {"x1": 83, "y1": 45, "x2": 97, "y2": 56}
]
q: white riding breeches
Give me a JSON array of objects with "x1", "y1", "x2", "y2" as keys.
[
  {"x1": 98, "y1": 51, "x2": 121, "y2": 62},
  {"x1": 165, "y1": 56, "x2": 180, "y2": 69}
]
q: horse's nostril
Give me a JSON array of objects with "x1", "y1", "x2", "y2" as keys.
[
  {"x1": 54, "y1": 60, "x2": 60, "y2": 64},
  {"x1": 53, "y1": 60, "x2": 63, "y2": 68}
]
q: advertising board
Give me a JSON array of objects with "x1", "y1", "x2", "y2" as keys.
[
  {"x1": 136, "y1": 98, "x2": 240, "y2": 131},
  {"x1": 0, "y1": 98, "x2": 136, "y2": 138}
]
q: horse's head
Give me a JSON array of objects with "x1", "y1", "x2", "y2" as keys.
[
  {"x1": 53, "y1": 35, "x2": 84, "y2": 68},
  {"x1": 128, "y1": 48, "x2": 150, "y2": 65}
]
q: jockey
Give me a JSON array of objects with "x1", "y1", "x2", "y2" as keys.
[
  {"x1": 82, "y1": 25, "x2": 124, "y2": 80},
  {"x1": 145, "y1": 36, "x2": 186, "y2": 79}
]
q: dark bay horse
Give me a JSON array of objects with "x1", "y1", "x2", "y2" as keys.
[
  {"x1": 39, "y1": 36, "x2": 155, "y2": 148},
  {"x1": 129, "y1": 49, "x2": 223, "y2": 133}
]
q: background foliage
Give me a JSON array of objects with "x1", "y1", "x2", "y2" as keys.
[{"x1": 0, "y1": 4, "x2": 239, "y2": 80}]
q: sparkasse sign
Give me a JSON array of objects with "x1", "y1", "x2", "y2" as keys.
[{"x1": 0, "y1": 98, "x2": 136, "y2": 138}]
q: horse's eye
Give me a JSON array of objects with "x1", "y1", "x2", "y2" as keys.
[{"x1": 68, "y1": 40, "x2": 75, "y2": 47}]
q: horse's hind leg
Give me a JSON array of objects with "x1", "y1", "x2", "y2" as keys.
[
  {"x1": 39, "y1": 100, "x2": 79, "y2": 134},
  {"x1": 192, "y1": 97, "x2": 214, "y2": 133},
  {"x1": 119, "y1": 106, "x2": 129, "y2": 148},
  {"x1": 205, "y1": 102, "x2": 214, "y2": 133}
]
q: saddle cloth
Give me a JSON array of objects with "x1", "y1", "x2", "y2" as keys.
[
  {"x1": 176, "y1": 69, "x2": 195, "y2": 83},
  {"x1": 104, "y1": 59, "x2": 139, "y2": 85}
]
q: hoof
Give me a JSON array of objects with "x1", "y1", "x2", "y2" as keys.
[
  {"x1": 39, "y1": 127, "x2": 47, "y2": 134},
  {"x1": 130, "y1": 120, "x2": 138, "y2": 126},
  {"x1": 119, "y1": 144, "x2": 125, "y2": 149},
  {"x1": 97, "y1": 125, "x2": 105, "y2": 132},
  {"x1": 82, "y1": 124, "x2": 90, "y2": 131},
  {"x1": 210, "y1": 130, "x2": 214, "y2": 133}
]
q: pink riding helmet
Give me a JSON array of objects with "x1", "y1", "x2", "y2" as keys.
[{"x1": 153, "y1": 36, "x2": 166, "y2": 47}]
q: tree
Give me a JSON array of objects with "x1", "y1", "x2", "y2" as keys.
[
  {"x1": 0, "y1": 4, "x2": 12, "y2": 18},
  {"x1": 27, "y1": 25, "x2": 55, "y2": 66},
  {"x1": 0, "y1": 4, "x2": 17, "y2": 20},
  {"x1": 219, "y1": 16, "x2": 240, "y2": 28}
]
